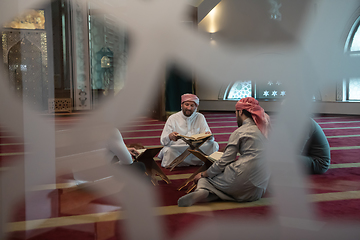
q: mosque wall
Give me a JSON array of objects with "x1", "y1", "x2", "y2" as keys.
[{"x1": 195, "y1": 0, "x2": 360, "y2": 115}]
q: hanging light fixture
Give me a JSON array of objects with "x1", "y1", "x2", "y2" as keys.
[{"x1": 268, "y1": 0, "x2": 282, "y2": 21}]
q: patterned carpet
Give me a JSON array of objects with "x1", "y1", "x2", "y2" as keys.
[{"x1": 1, "y1": 112, "x2": 360, "y2": 239}]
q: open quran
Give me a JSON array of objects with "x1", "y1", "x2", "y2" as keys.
[{"x1": 177, "y1": 133, "x2": 212, "y2": 141}]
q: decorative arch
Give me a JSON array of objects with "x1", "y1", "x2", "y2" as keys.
[
  {"x1": 8, "y1": 38, "x2": 43, "y2": 104},
  {"x1": 2, "y1": 30, "x2": 49, "y2": 110},
  {"x1": 345, "y1": 13, "x2": 360, "y2": 52},
  {"x1": 222, "y1": 80, "x2": 253, "y2": 100},
  {"x1": 340, "y1": 14, "x2": 360, "y2": 101}
]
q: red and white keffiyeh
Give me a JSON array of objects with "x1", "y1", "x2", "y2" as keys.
[{"x1": 235, "y1": 97, "x2": 270, "y2": 138}]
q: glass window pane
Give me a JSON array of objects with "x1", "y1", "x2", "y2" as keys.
[
  {"x1": 225, "y1": 80, "x2": 252, "y2": 100},
  {"x1": 349, "y1": 78, "x2": 360, "y2": 100},
  {"x1": 351, "y1": 26, "x2": 360, "y2": 51},
  {"x1": 256, "y1": 81, "x2": 286, "y2": 100}
]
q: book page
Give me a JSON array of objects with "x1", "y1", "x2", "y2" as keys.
[
  {"x1": 178, "y1": 133, "x2": 212, "y2": 140},
  {"x1": 208, "y1": 151, "x2": 223, "y2": 161},
  {"x1": 135, "y1": 148, "x2": 146, "y2": 158},
  {"x1": 190, "y1": 133, "x2": 212, "y2": 140},
  {"x1": 137, "y1": 148, "x2": 146, "y2": 154}
]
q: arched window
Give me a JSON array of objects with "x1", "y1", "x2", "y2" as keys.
[
  {"x1": 346, "y1": 16, "x2": 360, "y2": 53},
  {"x1": 223, "y1": 80, "x2": 252, "y2": 100},
  {"x1": 341, "y1": 15, "x2": 360, "y2": 101}
]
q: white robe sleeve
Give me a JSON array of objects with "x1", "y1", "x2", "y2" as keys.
[
  {"x1": 206, "y1": 144, "x2": 238, "y2": 177},
  {"x1": 198, "y1": 114, "x2": 214, "y2": 141},
  {"x1": 107, "y1": 128, "x2": 133, "y2": 165},
  {"x1": 160, "y1": 117, "x2": 173, "y2": 146},
  {"x1": 198, "y1": 114, "x2": 210, "y2": 132},
  {"x1": 206, "y1": 130, "x2": 239, "y2": 177}
]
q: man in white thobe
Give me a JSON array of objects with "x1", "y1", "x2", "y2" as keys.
[{"x1": 158, "y1": 94, "x2": 219, "y2": 168}]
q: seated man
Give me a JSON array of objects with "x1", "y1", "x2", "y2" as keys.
[
  {"x1": 299, "y1": 118, "x2": 331, "y2": 174},
  {"x1": 178, "y1": 97, "x2": 271, "y2": 207},
  {"x1": 107, "y1": 128, "x2": 146, "y2": 174},
  {"x1": 73, "y1": 128, "x2": 146, "y2": 184},
  {"x1": 158, "y1": 93, "x2": 219, "y2": 168}
]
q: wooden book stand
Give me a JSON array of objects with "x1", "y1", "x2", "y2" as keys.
[
  {"x1": 177, "y1": 149, "x2": 216, "y2": 193},
  {"x1": 134, "y1": 146, "x2": 171, "y2": 186},
  {"x1": 168, "y1": 135, "x2": 212, "y2": 171}
]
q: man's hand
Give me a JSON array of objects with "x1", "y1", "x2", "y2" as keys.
[
  {"x1": 127, "y1": 147, "x2": 139, "y2": 158},
  {"x1": 169, "y1": 132, "x2": 180, "y2": 141},
  {"x1": 193, "y1": 172, "x2": 202, "y2": 183},
  {"x1": 193, "y1": 171, "x2": 208, "y2": 183},
  {"x1": 204, "y1": 131, "x2": 214, "y2": 141}
]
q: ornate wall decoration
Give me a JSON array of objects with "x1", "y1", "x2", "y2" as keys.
[
  {"x1": 2, "y1": 30, "x2": 44, "y2": 64},
  {"x1": 3, "y1": 9, "x2": 45, "y2": 30},
  {"x1": 1, "y1": 30, "x2": 49, "y2": 111},
  {"x1": 88, "y1": 8, "x2": 128, "y2": 95},
  {"x1": 48, "y1": 98, "x2": 72, "y2": 113},
  {"x1": 71, "y1": 1, "x2": 91, "y2": 110},
  {"x1": 2, "y1": 32, "x2": 7, "y2": 63}
]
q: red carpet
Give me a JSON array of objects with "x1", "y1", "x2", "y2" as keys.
[{"x1": 2, "y1": 112, "x2": 360, "y2": 239}]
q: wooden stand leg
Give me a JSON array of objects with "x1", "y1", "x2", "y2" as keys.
[
  {"x1": 169, "y1": 149, "x2": 191, "y2": 171},
  {"x1": 177, "y1": 165, "x2": 207, "y2": 191},
  {"x1": 185, "y1": 182, "x2": 197, "y2": 193},
  {"x1": 151, "y1": 161, "x2": 171, "y2": 184},
  {"x1": 137, "y1": 153, "x2": 171, "y2": 185},
  {"x1": 168, "y1": 137, "x2": 210, "y2": 171}
]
